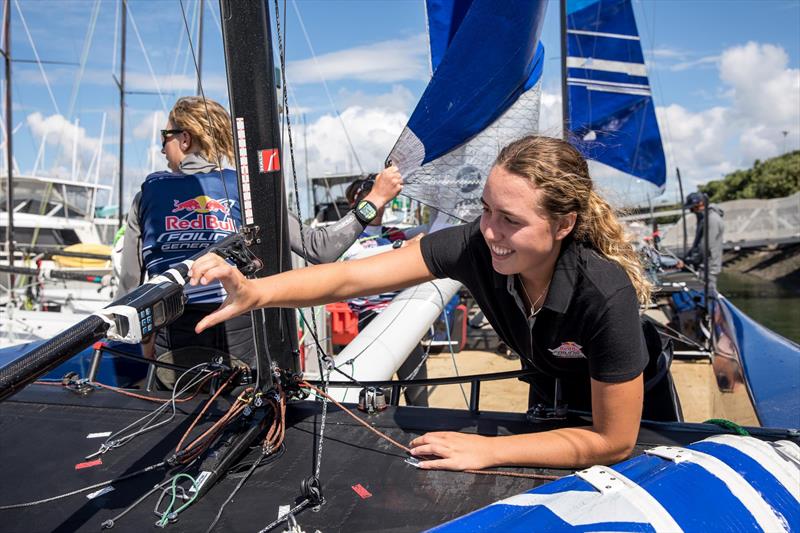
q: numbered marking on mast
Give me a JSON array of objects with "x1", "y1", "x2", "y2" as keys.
[{"x1": 235, "y1": 117, "x2": 254, "y2": 224}]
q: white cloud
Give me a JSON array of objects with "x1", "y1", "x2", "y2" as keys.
[
  {"x1": 277, "y1": 105, "x2": 409, "y2": 216},
  {"x1": 336, "y1": 85, "x2": 418, "y2": 113},
  {"x1": 649, "y1": 47, "x2": 686, "y2": 59},
  {"x1": 132, "y1": 111, "x2": 167, "y2": 140},
  {"x1": 287, "y1": 34, "x2": 429, "y2": 85},
  {"x1": 719, "y1": 42, "x2": 800, "y2": 126},
  {"x1": 26, "y1": 112, "x2": 118, "y2": 183},
  {"x1": 669, "y1": 55, "x2": 719, "y2": 72},
  {"x1": 655, "y1": 41, "x2": 800, "y2": 194},
  {"x1": 303, "y1": 106, "x2": 408, "y2": 176}
]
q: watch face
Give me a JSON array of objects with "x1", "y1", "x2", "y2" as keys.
[{"x1": 357, "y1": 200, "x2": 378, "y2": 221}]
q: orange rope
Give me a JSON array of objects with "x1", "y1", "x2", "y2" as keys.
[
  {"x1": 464, "y1": 469, "x2": 559, "y2": 480},
  {"x1": 175, "y1": 369, "x2": 242, "y2": 452},
  {"x1": 302, "y1": 381, "x2": 411, "y2": 452},
  {"x1": 182, "y1": 396, "x2": 248, "y2": 454},
  {"x1": 301, "y1": 381, "x2": 561, "y2": 481},
  {"x1": 90, "y1": 373, "x2": 217, "y2": 404}
]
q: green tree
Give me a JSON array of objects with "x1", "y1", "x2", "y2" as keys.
[{"x1": 699, "y1": 150, "x2": 799, "y2": 202}]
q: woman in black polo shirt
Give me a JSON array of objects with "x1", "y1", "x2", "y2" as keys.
[{"x1": 189, "y1": 135, "x2": 658, "y2": 470}]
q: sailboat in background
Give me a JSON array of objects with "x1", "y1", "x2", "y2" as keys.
[
  {"x1": 555, "y1": 0, "x2": 798, "y2": 430},
  {"x1": 562, "y1": 0, "x2": 666, "y2": 190}
]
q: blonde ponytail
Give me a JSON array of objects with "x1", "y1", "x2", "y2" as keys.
[
  {"x1": 576, "y1": 191, "x2": 652, "y2": 304},
  {"x1": 169, "y1": 96, "x2": 235, "y2": 166},
  {"x1": 495, "y1": 135, "x2": 652, "y2": 305}
]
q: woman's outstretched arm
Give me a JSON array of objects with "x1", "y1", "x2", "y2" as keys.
[
  {"x1": 189, "y1": 239, "x2": 435, "y2": 333},
  {"x1": 409, "y1": 375, "x2": 643, "y2": 469}
]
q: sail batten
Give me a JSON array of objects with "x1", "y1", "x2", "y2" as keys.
[{"x1": 565, "y1": 0, "x2": 666, "y2": 189}]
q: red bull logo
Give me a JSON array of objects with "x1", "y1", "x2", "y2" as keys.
[
  {"x1": 172, "y1": 195, "x2": 232, "y2": 215},
  {"x1": 166, "y1": 195, "x2": 235, "y2": 232},
  {"x1": 548, "y1": 341, "x2": 585, "y2": 359}
]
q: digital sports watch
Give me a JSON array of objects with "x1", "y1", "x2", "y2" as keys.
[{"x1": 355, "y1": 199, "x2": 378, "y2": 225}]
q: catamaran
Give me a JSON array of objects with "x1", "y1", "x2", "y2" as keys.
[{"x1": 0, "y1": 1, "x2": 797, "y2": 532}]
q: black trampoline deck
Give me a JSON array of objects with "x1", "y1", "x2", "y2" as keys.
[{"x1": 0, "y1": 385, "x2": 795, "y2": 532}]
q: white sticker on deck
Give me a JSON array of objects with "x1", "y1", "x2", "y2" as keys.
[
  {"x1": 86, "y1": 432, "x2": 112, "y2": 439},
  {"x1": 189, "y1": 471, "x2": 212, "y2": 494}
]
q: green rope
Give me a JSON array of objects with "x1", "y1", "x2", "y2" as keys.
[
  {"x1": 703, "y1": 418, "x2": 750, "y2": 436},
  {"x1": 156, "y1": 473, "x2": 199, "y2": 527}
]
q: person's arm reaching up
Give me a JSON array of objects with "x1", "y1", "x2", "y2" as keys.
[
  {"x1": 189, "y1": 239, "x2": 434, "y2": 333},
  {"x1": 288, "y1": 166, "x2": 404, "y2": 264}
]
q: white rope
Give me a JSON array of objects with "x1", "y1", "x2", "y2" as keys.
[
  {"x1": 66, "y1": 0, "x2": 102, "y2": 120},
  {"x1": 124, "y1": 2, "x2": 168, "y2": 112},
  {"x1": 13, "y1": 0, "x2": 61, "y2": 115},
  {"x1": 290, "y1": 0, "x2": 363, "y2": 174}
]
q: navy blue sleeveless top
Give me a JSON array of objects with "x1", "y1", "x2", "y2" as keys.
[{"x1": 139, "y1": 168, "x2": 240, "y2": 304}]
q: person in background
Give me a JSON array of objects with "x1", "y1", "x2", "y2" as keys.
[
  {"x1": 682, "y1": 191, "x2": 724, "y2": 296},
  {"x1": 189, "y1": 135, "x2": 677, "y2": 471},
  {"x1": 118, "y1": 96, "x2": 402, "y2": 366}
]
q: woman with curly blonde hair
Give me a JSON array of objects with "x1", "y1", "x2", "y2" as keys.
[{"x1": 189, "y1": 135, "x2": 675, "y2": 469}]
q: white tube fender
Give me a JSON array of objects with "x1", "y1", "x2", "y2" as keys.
[{"x1": 327, "y1": 278, "x2": 461, "y2": 402}]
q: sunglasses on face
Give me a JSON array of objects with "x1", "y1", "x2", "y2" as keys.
[{"x1": 160, "y1": 129, "x2": 184, "y2": 149}]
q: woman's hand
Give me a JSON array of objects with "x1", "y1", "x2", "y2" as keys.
[
  {"x1": 364, "y1": 165, "x2": 403, "y2": 207},
  {"x1": 188, "y1": 253, "x2": 258, "y2": 333},
  {"x1": 409, "y1": 432, "x2": 497, "y2": 471}
]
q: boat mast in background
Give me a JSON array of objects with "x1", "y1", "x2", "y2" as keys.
[
  {"x1": 196, "y1": 0, "x2": 203, "y2": 96},
  {"x1": 2, "y1": 0, "x2": 14, "y2": 290},
  {"x1": 676, "y1": 166, "x2": 687, "y2": 256},
  {"x1": 559, "y1": 0, "x2": 568, "y2": 140},
  {"x1": 114, "y1": 0, "x2": 126, "y2": 230}
]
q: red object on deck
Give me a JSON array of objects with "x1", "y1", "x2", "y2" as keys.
[{"x1": 325, "y1": 303, "x2": 359, "y2": 345}]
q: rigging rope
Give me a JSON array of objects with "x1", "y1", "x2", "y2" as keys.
[
  {"x1": 289, "y1": 0, "x2": 363, "y2": 174},
  {"x1": 0, "y1": 461, "x2": 165, "y2": 510},
  {"x1": 301, "y1": 382, "x2": 560, "y2": 482},
  {"x1": 85, "y1": 363, "x2": 217, "y2": 460},
  {"x1": 272, "y1": 0, "x2": 334, "y2": 488},
  {"x1": 124, "y1": 2, "x2": 168, "y2": 112}
]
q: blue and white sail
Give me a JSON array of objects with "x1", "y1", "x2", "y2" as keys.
[
  {"x1": 390, "y1": 0, "x2": 547, "y2": 227},
  {"x1": 565, "y1": 0, "x2": 666, "y2": 190}
]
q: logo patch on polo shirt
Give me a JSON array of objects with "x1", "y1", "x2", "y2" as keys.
[{"x1": 548, "y1": 341, "x2": 585, "y2": 359}]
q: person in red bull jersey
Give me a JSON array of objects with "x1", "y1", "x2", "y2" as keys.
[
  {"x1": 189, "y1": 136, "x2": 680, "y2": 471},
  {"x1": 118, "y1": 96, "x2": 402, "y2": 367}
]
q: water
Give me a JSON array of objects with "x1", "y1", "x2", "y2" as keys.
[{"x1": 719, "y1": 272, "x2": 800, "y2": 343}]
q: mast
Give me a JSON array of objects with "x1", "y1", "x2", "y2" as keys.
[
  {"x1": 3, "y1": 0, "x2": 14, "y2": 282},
  {"x1": 196, "y1": 0, "x2": 203, "y2": 96},
  {"x1": 676, "y1": 167, "x2": 687, "y2": 257},
  {"x1": 116, "y1": 0, "x2": 126, "y2": 229},
  {"x1": 219, "y1": 0, "x2": 298, "y2": 379},
  {"x1": 559, "y1": 0, "x2": 569, "y2": 140}
]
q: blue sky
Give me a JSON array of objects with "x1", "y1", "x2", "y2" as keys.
[{"x1": 4, "y1": 0, "x2": 799, "y2": 211}]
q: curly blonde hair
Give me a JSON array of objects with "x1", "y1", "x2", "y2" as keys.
[
  {"x1": 169, "y1": 96, "x2": 235, "y2": 165},
  {"x1": 495, "y1": 135, "x2": 652, "y2": 305}
]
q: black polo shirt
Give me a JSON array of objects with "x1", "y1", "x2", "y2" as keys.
[{"x1": 420, "y1": 218, "x2": 648, "y2": 409}]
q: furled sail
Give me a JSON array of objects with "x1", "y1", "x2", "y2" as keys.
[
  {"x1": 564, "y1": 0, "x2": 666, "y2": 189},
  {"x1": 390, "y1": 0, "x2": 547, "y2": 228}
]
